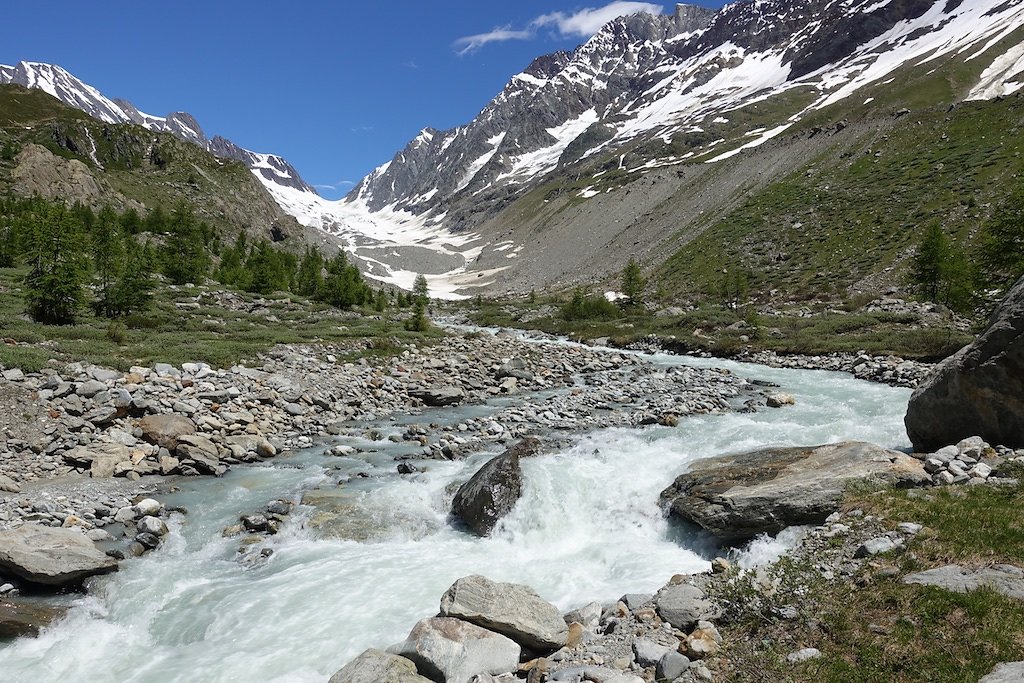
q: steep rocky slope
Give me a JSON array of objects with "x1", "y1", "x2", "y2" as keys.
[{"x1": 0, "y1": 84, "x2": 333, "y2": 249}]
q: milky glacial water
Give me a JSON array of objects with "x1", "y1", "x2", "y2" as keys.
[{"x1": 0, "y1": 350, "x2": 911, "y2": 683}]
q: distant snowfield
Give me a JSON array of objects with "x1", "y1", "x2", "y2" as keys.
[{"x1": 263, "y1": 183, "x2": 493, "y2": 299}]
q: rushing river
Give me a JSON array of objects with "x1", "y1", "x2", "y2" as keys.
[{"x1": 0, "y1": 347, "x2": 912, "y2": 683}]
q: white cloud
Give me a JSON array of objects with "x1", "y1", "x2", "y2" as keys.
[
  {"x1": 453, "y1": 2, "x2": 665, "y2": 54},
  {"x1": 314, "y1": 179, "x2": 356, "y2": 192},
  {"x1": 533, "y1": 2, "x2": 664, "y2": 38},
  {"x1": 454, "y1": 27, "x2": 535, "y2": 55}
]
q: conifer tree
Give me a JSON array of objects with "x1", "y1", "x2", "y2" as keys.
[
  {"x1": 911, "y1": 222, "x2": 973, "y2": 312},
  {"x1": 105, "y1": 240, "x2": 155, "y2": 317},
  {"x1": 24, "y1": 204, "x2": 89, "y2": 324},
  {"x1": 406, "y1": 273, "x2": 430, "y2": 331},
  {"x1": 621, "y1": 257, "x2": 645, "y2": 308},
  {"x1": 91, "y1": 205, "x2": 125, "y2": 317},
  {"x1": 161, "y1": 204, "x2": 211, "y2": 285},
  {"x1": 215, "y1": 232, "x2": 247, "y2": 288},
  {"x1": 319, "y1": 251, "x2": 369, "y2": 308},
  {"x1": 980, "y1": 188, "x2": 1024, "y2": 289},
  {"x1": 295, "y1": 245, "x2": 325, "y2": 297}
]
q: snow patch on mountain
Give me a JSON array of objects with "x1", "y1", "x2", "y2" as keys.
[
  {"x1": 498, "y1": 108, "x2": 600, "y2": 183},
  {"x1": 810, "y1": 0, "x2": 1024, "y2": 109},
  {"x1": 456, "y1": 132, "x2": 506, "y2": 192},
  {"x1": 968, "y1": 41, "x2": 1024, "y2": 99}
]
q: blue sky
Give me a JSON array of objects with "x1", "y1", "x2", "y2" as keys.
[{"x1": 0, "y1": 1, "x2": 724, "y2": 199}]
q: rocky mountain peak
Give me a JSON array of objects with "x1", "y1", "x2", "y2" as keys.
[
  {"x1": 0, "y1": 60, "x2": 316, "y2": 195},
  {"x1": 523, "y1": 52, "x2": 573, "y2": 79}
]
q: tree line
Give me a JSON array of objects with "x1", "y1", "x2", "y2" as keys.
[{"x1": 0, "y1": 195, "x2": 388, "y2": 325}]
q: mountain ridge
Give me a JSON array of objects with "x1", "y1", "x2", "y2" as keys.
[
  {"x1": 0, "y1": 60, "x2": 316, "y2": 196},
  {"x1": 348, "y1": 0, "x2": 1024, "y2": 227}
]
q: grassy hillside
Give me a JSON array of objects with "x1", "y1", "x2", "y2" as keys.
[{"x1": 656, "y1": 94, "x2": 1024, "y2": 304}]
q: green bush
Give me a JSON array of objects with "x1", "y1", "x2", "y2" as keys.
[{"x1": 561, "y1": 288, "x2": 620, "y2": 321}]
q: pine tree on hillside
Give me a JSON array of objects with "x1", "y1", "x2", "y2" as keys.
[
  {"x1": 105, "y1": 240, "x2": 155, "y2": 317},
  {"x1": 413, "y1": 273, "x2": 429, "y2": 303},
  {"x1": 910, "y1": 222, "x2": 973, "y2": 312},
  {"x1": 24, "y1": 205, "x2": 89, "y2": 324},
  {"x1": 319, "y1": 251, "x2": 369, "y2": 308},
  {"x1": 161, "y1": 204, "x2": 211, "y2": 285},
  {"x1": 91, "y1": 205, "x2": 125, "y2": 317},
  {"x1": 214, "y1": 232, "x2": 247, "y2": 288},
  {"x1": 621, "y1": 257, "x2": 646, "y2": 308},
  {"x1": 295, "y1": 245, "x2": 325, "y2": 297},
  {"x1": 245, "y1": 240, "x2": 293, "y2": 294}
]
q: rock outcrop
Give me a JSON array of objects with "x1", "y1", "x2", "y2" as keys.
[
  {"x1": 659, "y1": 441, "x2": 928, "y2": 542},
  {"x1": 11, "y1": 144, "x2": 102, "y2": 203},
  {"x1": 450, "y1": 437, "x2": 541, "y2": 536},
  {"x1": 388, "y1": 617, "x2": 520, "y2": 683},
  {"x1": 439, "y1": 574, "x2": 567, "y2": 652},
  {"x1": 903, "y1": 564, "x2": 1024, "y2": 599},
  {"x1": 906, "y1": 275, "x2": 1024, "y2": 451},
  {"x1": 0, "y1": 524, "x2": 118, "y2": 587}
]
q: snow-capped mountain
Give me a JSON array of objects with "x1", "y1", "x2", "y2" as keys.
[
  {"x1": 349, "y1": 0, "x2": 1024, "y2": 221},
  {"x1": 0, "y1": 61, "x2": 315, "y2": 194}
]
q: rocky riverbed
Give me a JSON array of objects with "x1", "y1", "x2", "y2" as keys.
[
  {"x1": 3, "y1": 291, "x2": 1022, "y2": 682},
  {"x1": 0, "y1": 327, "x2": 762, "y2": 565}
]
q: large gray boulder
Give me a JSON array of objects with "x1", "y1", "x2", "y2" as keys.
[
  {"x1": 388, "y1": 617, "x2": 520, "y2": 683},
  {"x1": 654, "y1": 582, "x2": 717, "y2": 630},
  {"x1": 451, "y1": 437, "x2": 541, "y2": 536},
  {"x1": 138, "y1": 414, "x2": 196, "y2": 450},
  {"x1": 660, "y1": 441, "x2": 928, "y2": 542},
  {"x1": 0, "y1": 524, "x2": 118, "y2": 587},
  {"x1": 906, "y1": 275, "x2": 1024, "y2": 451},
  {"x1": 328, "y1": 649, "x2": 432, "y2": 683},
  {"x1": 439, "y1": 574, "x2": 568, "y2": 652}
]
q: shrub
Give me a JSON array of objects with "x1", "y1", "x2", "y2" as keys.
[{"x1": 561, "y1": 288, "x2": 620, "y2": 321}]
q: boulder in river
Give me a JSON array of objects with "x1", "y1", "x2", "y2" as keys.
[
  {"x1": 0, "y1": 524, "x2": 118, "y2": 587},
  {"x1": 0, "y1": 598, "x2": 67, "y2": 640},
  {"x1": 328, "y1": 648, "x2": 432, "y2": 683},
  {"x1": 439, "y1": 574, "x2": 568, "y2": 652},
  {"x1": 409, "y1": 387, "x2": 465, "y2": 407},
  {"x1": 451, "y1": 437, "x2": 541, "y2": 536},
  {"x1": 659, "y1": 441, "x2": 928, "y2": 542},
  {"x1": 905, "y1": 275, "x2": 1024, "y2": 451},
  {"x1": 388, "y1": 617, "x2": 520, "y2": 683}
]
